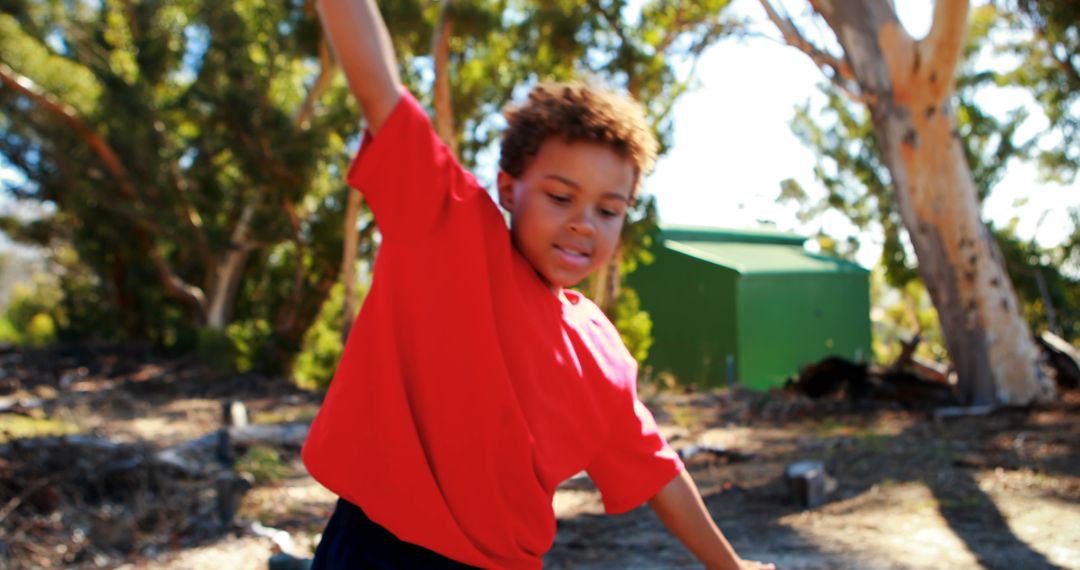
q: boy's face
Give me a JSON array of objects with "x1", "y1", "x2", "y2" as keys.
[{"x1": 497, "y1": 139, "x2": 635, "y2": 292}]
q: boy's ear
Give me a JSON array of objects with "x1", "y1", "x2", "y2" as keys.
[{"x1": 496, "y1": 171, "x2": 516, "y2": 210}]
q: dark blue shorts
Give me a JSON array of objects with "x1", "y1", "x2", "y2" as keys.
[{"x1": 311, "y1": 498, "x2": 480, "y2": 569}]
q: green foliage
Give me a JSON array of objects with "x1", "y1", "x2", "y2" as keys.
[
  {"x1": 999, "y1": 0, "x2": 1080, "y2": 182},
  {"x1": 0, "y1": 317, "x2": 17, "y2": 344},
  {"x1": 0, "y1": 0, "x2": 366, "y2": 364},
  {"x1": 784, "y1": 85, "x2": 918, "y2": 288},
  {"x1": 992, "y1": 221, "x2": 1080, "y2": 340},
  {"x1": 386, "y1": 0, "x2": 739, "y2": 174},
  {"x1": 867, "y1": 220, "x2": 1079, "y2": 367},
  {"x1": 292, "y1": 281, "x2": 366, "y2": 390},
  {"x1": 0, "y1": 414, "x2": 81, "y2": 443},
  {"x1": 251, "y1": 403, "x2": 319, "y2": 425},
  {"x1": 236, "y1": 445, "x2": 289, "y2": 484},
  {"x1": 0, "y1": 0, "x2": 736, "y2": 371},
  {"x1": 814, "y1": 230, "x2": 860, "y2": 262},
  {"x1": 612, "y1": 287, "x2": 653, "y2": 364},
  {"x1": 0, "y1": 274, "x2": 61, "y2": 347},
  {"x1": 782, "y1": 8, "x2": 1061, "y2": 289},
  {"x1": 195, "y1": 327, "x2": 235, "y2": 372},
  {"x1": 24, "y1": 312, "x2": 55, "y2": 346},
  {"x1": 610, "y1": 196, "x2": 660, "y2": 364},
  {"x1": 579, "y1": 195, "x2": 660, "y2": 365},
  {"x1": 870, "y1": 267, "x2": 947, "y2": 366},
  {"x1": 195, "y1": 319, "x2": 272, "y2": 373},
  {"x1": 226, "y1": 319, "x2": 272, "y2": 373}
]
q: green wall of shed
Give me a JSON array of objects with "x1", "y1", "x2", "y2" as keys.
[
  {"x1": 629, "y1": 233, "x2": 872, "y2": 391},
  {"x1": 735, "y1": 273, "x2": 872, "y2": 390},
  {"x1": 628, "y1": 247, "x2": 738, "y2": 387}
]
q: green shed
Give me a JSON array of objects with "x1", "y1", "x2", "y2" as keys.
[{"x1": 628, "y1": 225, "x2": 872, "y2": 390}]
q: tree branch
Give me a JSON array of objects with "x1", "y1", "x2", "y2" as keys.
[
  {"x1": 587, "y1": 0, "x2": 627, "y2": 46},
  {"x1": 0, "y1": 61, "x2": 140, "y2": 202},
  {"x1": 166, "y1": 154, "x2": 215, "y2": 272},
  {"x1": 119, "y1": 0, "x2": 139, "y2": 41},
  {"x1": 758, "y1": 0, "x2": 865, "y2": 103},
  {"x1": 294, "y1": 37, "x2": 337, "y2": 129},
  {"x1": 917, "y1": 0, "x2": 970, "y2": 99},
  {"x1": 152, "y1": 254, "x2": 208, "y2": 319},
  {"x1": 0, "y1": 60, "x2": 209, "y2": 320},
  {"x1": 340, "y1": 186, "x2": 363, "y2": 343},
  {"x1": 654, "y1": 4, "x2": 691, "y2": 55},
  {"x1": 276, "y1": 195, "x2": 306, "y2": 333},
  {"x1": 1033, "y1": 23, "x2": 1080, "y2": 88}
]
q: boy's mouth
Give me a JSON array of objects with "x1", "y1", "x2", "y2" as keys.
[{"x1": 554, "y1": 244, "x2": 591, "y2": 267}]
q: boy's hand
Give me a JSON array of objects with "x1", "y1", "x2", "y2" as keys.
[
  {"x1": 650, "y1": 470, "x2": 777, "y2": 570},
  {"x1": 739, "y1": 560, "x2": 776, "y2": 570}
]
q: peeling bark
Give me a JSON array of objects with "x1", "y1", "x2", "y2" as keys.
[
  {"x1": 769, "y1": 0, "x2": 1054, "y2": 405},
  {"x1": 340, "y1": 187, "x2": 363, "y2": 342},
  {"x1": 206, "y1": 203, "x2": 257, "y2": 328},
  {"x1": 294, "y1": 38, "x2": 337, "y2": 129}
]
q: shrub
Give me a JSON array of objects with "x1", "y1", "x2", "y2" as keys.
[
  {"x1": 293, "y1": 281, "x2": 367, "y2": 390},
  {"x1": 236, "y1": 446, "x2": 289, "y2": 484}
]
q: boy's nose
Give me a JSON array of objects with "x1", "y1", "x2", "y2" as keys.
[{"x1": 567, "y1": 213, "x2": 596, "y2": 235}]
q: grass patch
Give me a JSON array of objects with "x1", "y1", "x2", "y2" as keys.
[
  {"x1": 858, "y1": 431, "x2": 889, "y2": 453},
  {"x1": 251, "y1": 404, "x2": 319, "y2": 425},
  {"x1": 669, "y1": 405, "x2": 704, "y2": 430},
  {"x1": 936, "y1": 495, "x2": 983, "y2": 510},
  {"x1": 0, "y1": 415, "x2": 82, "y2": 443},
  {"x1": 237, "y1": 445, "x2": 290, "y2": 484}
]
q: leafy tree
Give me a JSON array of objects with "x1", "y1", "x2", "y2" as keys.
[
  {"x1": 0, "y1": 0, "x2": 738, "y2": 375},
  {"x1": 998, "y1": 0, "x2": 1079, "y2": 182},
  {"x1": 992, "y1": 221, "x2": 1080, "y2": 340},
  {"x1": 761, "y1": 0, "x2": 1055, "y2": 405},
  {"x1": 782, "y1": 6, "x2": 1035, "y2": 288},
  {"x1": 782, "y1": 3, "x2": 1080, "y2": 348},
  {"x1": 0, "y1": 273, "x2": 60, "y2": 346},
  {"x1": 0, "y1": 0, "x2": 361, "y2": 373}
]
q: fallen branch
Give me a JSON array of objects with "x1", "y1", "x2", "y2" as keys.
[{"x1": 0, "y1": 474, "x2": 56, "y2": 524}]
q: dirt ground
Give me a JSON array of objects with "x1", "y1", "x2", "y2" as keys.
[{"x1": 1, "y1": 343, "x2": 1077, "y2": 570}]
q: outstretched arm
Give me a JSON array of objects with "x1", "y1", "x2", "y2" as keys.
[
  {"x1": 315, "y1": 0, "x2": 402, "y2": 133},
  {"x1": 648, "y1": 470, "x2": 775, "y2": 570}
]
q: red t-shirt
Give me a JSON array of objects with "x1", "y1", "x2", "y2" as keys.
[{"x1": 301, "y1": 89, "x2": 683, "y2": 569}]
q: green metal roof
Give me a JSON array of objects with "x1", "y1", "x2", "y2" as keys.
[
  {"x1": 661, "y1": 225, "x2": 868, "y2": 275},
  {"x1": 660, "y1": 224, "x2": 807, "y2": 246}
]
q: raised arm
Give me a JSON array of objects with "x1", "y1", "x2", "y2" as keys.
[
  {"x1": 316, "y1": 0, "x2": 402, "y2": 133},
  {"x1": 648, "y1": 470, "x2": 775, "y2": 570}
]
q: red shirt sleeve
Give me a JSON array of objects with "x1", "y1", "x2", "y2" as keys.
[
  {"x1": 587, "y1": 380, "x2": 685, "y2": 515},
  {"x1": 346, "y1": 89, "x2": 481, "y2": 239}
]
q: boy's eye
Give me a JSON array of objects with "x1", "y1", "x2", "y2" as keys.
[
  {"x1": 599, "y1": 208, "x2": 621, "y2": 218},
  {"x1": 547, "y1": 193, "x2": 571, "y2": 204}
]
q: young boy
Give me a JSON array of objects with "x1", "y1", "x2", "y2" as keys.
[{"x1": 301, "y1": 1, "x2": 775, "y2": 569}]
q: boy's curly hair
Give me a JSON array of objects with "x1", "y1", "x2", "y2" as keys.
[{"x1": 499, "y1": 82, "x2": 658, "y2": 194}]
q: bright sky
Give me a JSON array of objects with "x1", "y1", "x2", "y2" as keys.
[{"x1": 643, "y1": 0, "x2": 1079, "y2": 269}]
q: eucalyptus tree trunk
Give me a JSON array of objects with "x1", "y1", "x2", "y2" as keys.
[
  {"x1": 766, "y1": 0, "x2": 1053, "y2": 405},
  {"x1": 341, "y1": 188, "x2": 363, "y2": 342},
  {"x1": 206, "y1": 203, "x2": 256, "y2": 328}
]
